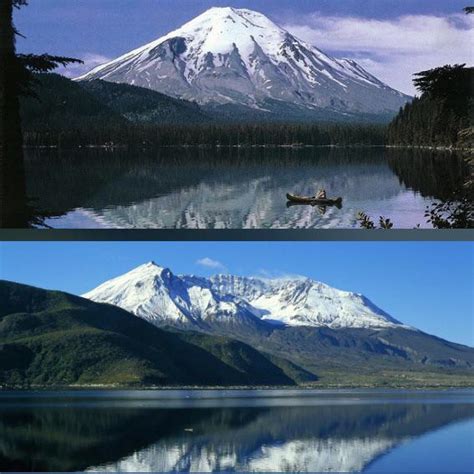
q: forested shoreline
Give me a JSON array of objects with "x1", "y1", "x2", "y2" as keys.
[
  {"x1": 23, "y1": 122, "x2": 388, "y2": 148},
  {"x1": 22, "y1": 124, "x2": 473, "y2": 150}
]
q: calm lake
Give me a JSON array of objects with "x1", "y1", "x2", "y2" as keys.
[
  {"x1": 0, "y1": 389, "x2": 473, "y2": 472},
  {"x1": 24, "y1": 147, "x2": 467, "y2": 229}
]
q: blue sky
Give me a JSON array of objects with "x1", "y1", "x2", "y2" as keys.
[
  {"x1": 15, "y1": 0, "x2": 472, "y2": 94},
  {"x1": 0, "y1": 241, "x2": 472, "y2": 346}
]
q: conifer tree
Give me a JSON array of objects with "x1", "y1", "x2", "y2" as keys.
[{"x1": 0, "y1": 0, "x2": 81, "y2": 227}]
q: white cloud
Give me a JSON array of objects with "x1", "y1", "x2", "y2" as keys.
[
  {"x1": 254, "y1": 269, "x2": 306, "y2": 281},
  {"x1": 283, "y1": 13, "x2": 473, "y2": 95},
  {"x1": 58, "y1": 53, "x2": 111, "y2": 79},
  {"x1": 196, "y1": 257, "x2": 227, "y2": 272}
]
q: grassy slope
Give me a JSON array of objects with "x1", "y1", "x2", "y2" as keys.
[
  {"x1": 179, "y1": 331, "x2": 315, "y2": 385},
  {"x1": 0, "y1": 281, "x2": 315, "y2": 388}
]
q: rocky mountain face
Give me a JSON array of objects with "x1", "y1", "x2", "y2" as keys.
[
  {"x1": 83, "y1": 263, "x2": 474, "y2": 372},
  {"x1": 76, "y1": 7, "x2": 410, "y2": 119}
]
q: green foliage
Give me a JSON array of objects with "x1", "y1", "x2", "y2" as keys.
[
  {"x1": 180, "y1": 332, "x2": 316, "y2": 385},
  {"x1": 0, "y1": 280, "x2": 313, "y2": 388}
]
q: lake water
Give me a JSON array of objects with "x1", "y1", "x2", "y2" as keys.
[
  {"x1": 24, "y1": 147, "x2": 468, "y2": 229},
  {"x1": 1, "y1": 389, "x2": 473, "y2": 472}
]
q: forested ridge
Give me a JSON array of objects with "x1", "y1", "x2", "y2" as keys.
[
  {"x1": 0, "y1": 280, "x2": 314, "y2": 388},
  {"x1": 20, "y1": 74, "x2": 387, "y2": 148}
]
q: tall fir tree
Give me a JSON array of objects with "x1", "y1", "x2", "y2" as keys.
[
  {"x1": 0, "y1": 0, "x2": 81, "y2": 228},
  {"x1": 0, "y1": 0, "x2": 26, "y2": 227}
]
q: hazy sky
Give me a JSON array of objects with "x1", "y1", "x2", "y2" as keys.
[
  {"x1": 0, "y1": 241, "x2": 472, "y2": 346},
  {"x1": 14, "y1": 0, "x2": 473, "y2": 95}
]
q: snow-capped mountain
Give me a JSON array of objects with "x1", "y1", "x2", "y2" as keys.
[
  {"x1": 209, "y1": 274, "x2": 404, "y2": 329},
  {"x1": 76, "y1": 7, "x2": 410, "y2": 116},
  {"x1": 82, "y1": 262, "x2": 474, "y2": 370},
  {"x1": 82, "y1": 262, "x2": 263, "y2": 329},
  {"x1": 83, "y1": 262, "x2": 405, "y2": 331}
]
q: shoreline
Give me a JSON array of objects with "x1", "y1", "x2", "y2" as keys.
[
  {"x1": 23, "y1": 143, "x2": 474, "y2": 152},
  {"x1": 2, "y1": 384, "x2": 473, "y2": 392}
]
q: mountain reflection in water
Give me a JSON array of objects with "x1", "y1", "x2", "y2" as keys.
[
  {"x1": 24, "y1": 147, "x2": 468, "y2": 229},
  {"x1": 0, "y1": 390, "x2": 473, "y2": 472}
]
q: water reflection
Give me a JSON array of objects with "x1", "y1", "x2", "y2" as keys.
[
  {"x1": 23, "y1": 148, "x2": 468, "y2": 229},
  {"x1": 0, "y1": 142, "x2": 36, "y2": 228},
  {"x1": 0, "y1": 391, "x2": 473, "y2": 472}
]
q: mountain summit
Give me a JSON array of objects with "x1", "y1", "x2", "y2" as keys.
[
  {"x1": 82, "y1": 262, "x2": 264, "y2": 330},
  {"x1": 76, "y1": 7, "x2": 410, "y2": 117},
  {"x1": 83, "y1": 262, "x2": 406, "y2": 331}
]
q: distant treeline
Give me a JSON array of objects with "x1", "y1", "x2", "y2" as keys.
[
  {"x1": 388, "y1": 65, "x2": 473, "y2": 147},
  {"x1": 23, "y1": 122, "x2": 387, "y2": 148}
]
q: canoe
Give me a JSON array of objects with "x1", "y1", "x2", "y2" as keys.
[{"x1": 286, "y1": 193, "x2": 343, "y2": 206}]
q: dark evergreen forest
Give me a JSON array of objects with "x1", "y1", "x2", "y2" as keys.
[
  {"x1": 387, "y1": 65, "x2": 473, "y2": 147},
  {"x1": 23, "y1": 122, "x2": 387, "y2": 148}
]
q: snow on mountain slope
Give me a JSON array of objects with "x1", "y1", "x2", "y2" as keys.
[
  {"x1": 86, "y1": 435, "x2": 396, "y2": 473},
  {"x1": 210, "y1": 275, "x2": 405, "y2": 329},
  {"x1": 83, "y1": 262, "x2": 407, "y2": 331},
  {"x1": 76, "y1": 7, "x2": 410, "y2": 115},
  {"x1": 82, "y1": 262, "x2": 262, "y2": 328}
]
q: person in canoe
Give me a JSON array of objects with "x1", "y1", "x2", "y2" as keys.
[
  {"x1": 315, "y1": 189, "x2": 327, "y2": 200},
  {"x1": 286, "y1": 191, "x2": 342, "y2": 207}
]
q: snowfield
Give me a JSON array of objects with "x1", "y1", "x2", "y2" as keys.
[
  {"x1": 76, "y1": 7, "x2": 410, "y2": 115},
  {"x1": 83, "y1": 262, "x2": 410, "y2": 331}
]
